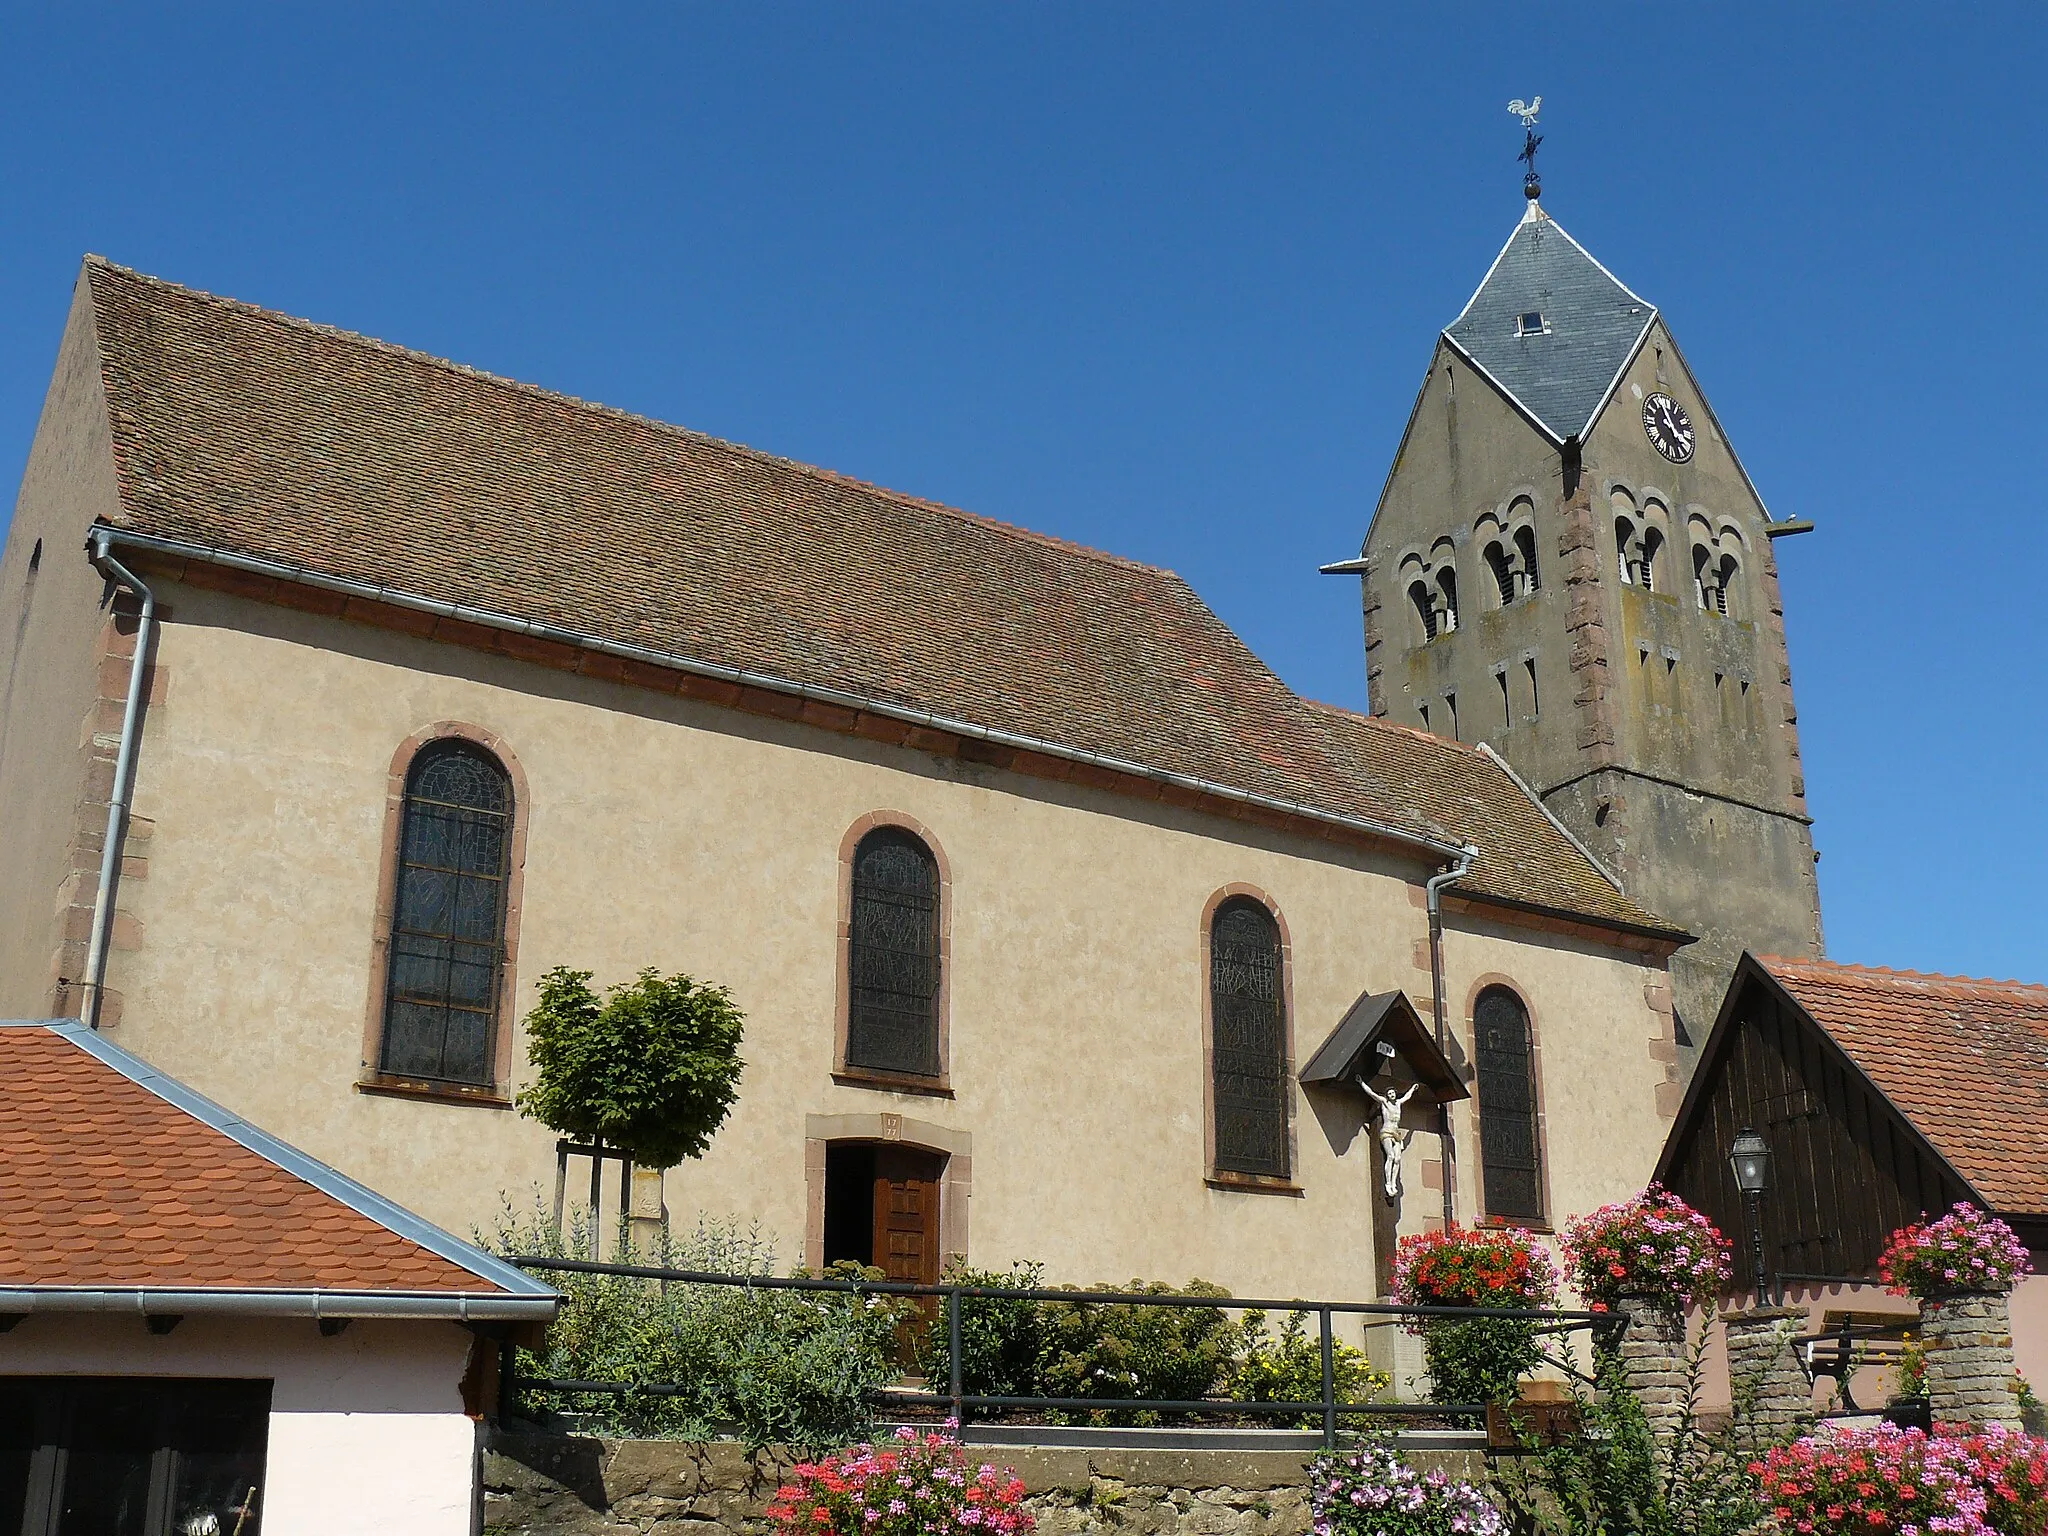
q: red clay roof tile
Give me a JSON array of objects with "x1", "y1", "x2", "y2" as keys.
[
  {"x1": 1757, "y1": 956, "x2": 2048, "y2": 1214},
  {"x1": 0, "y1": 1026, "x2": 500, "y2": 1292},
  {"x1": 76, "y1": 258, "x2": 1680, "y2": 940}
]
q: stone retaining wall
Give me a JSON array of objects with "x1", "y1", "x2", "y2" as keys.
[{"x1": 483, "y1": 1434, "x2": 1487, "y2": 1536}]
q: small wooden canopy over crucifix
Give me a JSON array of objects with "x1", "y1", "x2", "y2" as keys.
[
  {"x1": 1299, "y1": 989, "x2": 1468, "y2": 1104},
  {"x1": 1301, "y1": 990, "x2": 1468, "y2": 1216}
]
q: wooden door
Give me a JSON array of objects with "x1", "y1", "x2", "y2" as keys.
[{"x1": 872, "y1": 1147, "x2": 944, "y2": 1285}]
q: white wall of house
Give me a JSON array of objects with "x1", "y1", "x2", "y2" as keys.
[{"x1": 0, "y1": 1313, "x2": 480, "y2": 1536}]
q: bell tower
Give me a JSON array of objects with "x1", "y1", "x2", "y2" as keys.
[{"x1": 1346, "y1": 187, "x2": 1823, "y2": 1057}]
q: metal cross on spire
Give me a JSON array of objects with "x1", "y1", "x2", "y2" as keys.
[{"x1": 1508, "y1": 96, "x2": 1543, "y2": 201}]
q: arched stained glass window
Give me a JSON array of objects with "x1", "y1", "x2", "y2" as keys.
[
  {"x1": 847, "y1": 827, "x2": 942, "y2": 1078},
  {"x1": 1210, "y1": 897, "x2": 1288, "y2": 1178},
  {"x1": 380, "y1": 741, "x2": 513, "y2": 1087},
  {"x1": 1475, "y1": 986, "x2": 1542, "y2": 1220}
]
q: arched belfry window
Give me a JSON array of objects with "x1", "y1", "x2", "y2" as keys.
[
  {"x1": 1474, "y1": 986, "x2": 1542, "y2": 1220},
  {"x1": 1209, "y1": 897, "x2": 1289, "y2": 1179},
  {"x1": 847, "y1": 827, "x2": 942, "y2": 1078},
  {"x1": 380, "y1": 741, "x2": 513, "y2": 1087}
]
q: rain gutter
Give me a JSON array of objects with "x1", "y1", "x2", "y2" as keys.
[
  {"x1": 1424, "y1": 846, "x2": 1478, "y2": 1231},
  {"x1": 0, "y1": 1288, "x2": 557, "y2": 1322},
  {"x1": 93, "y1": 526, "x2": 1468, "y2": 868},
  {"x1": 79, "y1": 529, "x2": 156, "y2": 1029}
]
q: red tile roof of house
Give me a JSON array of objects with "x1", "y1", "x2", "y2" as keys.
[
  {"x1": 1756, "y1": 956, "x2": 2048, "y2": 1213},
  {"x1": 73, "y1": 257, "x2": 1682, "y2": 942},
  {"x1": 0, "y1": 1022, "x2": 556, "y2": 1309}
]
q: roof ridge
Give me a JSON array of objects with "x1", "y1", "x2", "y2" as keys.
[
  {"x1": 80, "y1": 255, "x2": 1178, "y2": 582},
  {"x1": 1760, "y1": 954, "x2": 2047, "y2": 996}
]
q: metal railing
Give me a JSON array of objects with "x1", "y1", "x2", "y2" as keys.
[{"x1": 505, "y1": 1255, "x2": 1618, "y2": 1449}]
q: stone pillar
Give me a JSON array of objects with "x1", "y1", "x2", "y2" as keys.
[
  {"x1": 1922, "y1": 1292, "x2": 2021, "y2": 1429},
  {"x1": 1608, "y1": 1298, "x2": 1688, "y2": 1450},
  {"x1": 1723, "y1": 1306, "x2": 1811, "y2": 1451},
  {"x1": 628, "y1": 1165, "x2": 668, "y2": 1257}
]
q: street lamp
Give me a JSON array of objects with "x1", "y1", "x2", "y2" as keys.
[{"x1": 1729, "y1": 1128, "x2": 1772, "y2": 1304}]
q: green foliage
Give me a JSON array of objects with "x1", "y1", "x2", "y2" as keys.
[
  {"x1": 913, "y1": 1260, "x2": 1049, "y2": 1398},
  {"x1": 516, "y1": 966, "x2": 744, "y2": 1169},
  {"x1": 1490, "y1": 1323, "x2": 1768, "y2": 1536},
  {"x1": 1419, "y1": 1316, "x2": 1543, "y2": 1408},
  {"x1": 1233, "y1": 1309, "x2": 1389, "y2": 1428},
  {"x1": 1036, "y1": 1280, "x2": 1241, "y2": 1424},
  {"x1": 487, "y1": 1201, "x2": 905, "y2": 1452}
]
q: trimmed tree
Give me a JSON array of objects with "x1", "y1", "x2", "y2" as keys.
[{"x1": 517, "y1": 966, "x2": 746, "y2": 1169}]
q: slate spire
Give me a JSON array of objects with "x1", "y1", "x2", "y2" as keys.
[{"x1": 1441, "y1": 206, "x2": 1657, "y2": 445}]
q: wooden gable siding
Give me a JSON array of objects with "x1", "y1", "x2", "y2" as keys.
[{"x1": 1661, "y1": 973, "x2": 1969, "y2": 1284}]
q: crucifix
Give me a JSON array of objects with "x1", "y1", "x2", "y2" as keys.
[{"x1": 1361, "y1": 1075, "x2": 1422, "y2": 1202}]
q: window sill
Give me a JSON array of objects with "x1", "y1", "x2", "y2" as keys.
[
  {"x1": 831, "y1": 1068, "x2": 954, "y2": 1100},
  {"x1": 1206, "y1": 1172, "x2": 1304, "y2": 1198},
  {"x1": 1478, "y1": 1215, "x2": 1553, "y2": 1234},
  {"x1": 356, "y1": 1073, "x2": 513, "y2": 1109}
]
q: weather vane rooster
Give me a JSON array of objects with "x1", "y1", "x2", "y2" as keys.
[{"x1": 1509, "y1": 96, "x2": 1543, "y2": 200}]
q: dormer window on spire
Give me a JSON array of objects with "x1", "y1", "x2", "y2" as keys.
[{"x1": 1516, "y1": 311, "x2": 1548, "y2": 337}]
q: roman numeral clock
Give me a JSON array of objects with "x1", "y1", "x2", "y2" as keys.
[{"x1": 1642, "y1": 391, "x2": 1696, "y2": 463}]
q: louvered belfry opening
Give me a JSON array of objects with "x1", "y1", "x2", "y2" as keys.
[
  {"x1": 847, "y1": 827, "x2": 942, "y2": 1078},
  {"x1": 1475, "y1": 986, "x2": 1542, "y2": 1220},
  {"x1": 381, "y1": 741, "x2": 513, "y2": 1087},
  {"x1": 1210, "y1": 897, "x2": 1289, "y2": 1178}
]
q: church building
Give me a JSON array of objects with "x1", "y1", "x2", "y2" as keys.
[
  {"x1": 0, "y1": 237, "x2": 1693, "y2": 1312},
  {"x1": 1347, "y1": 191, "x2": 1824, "y2": 1053}
]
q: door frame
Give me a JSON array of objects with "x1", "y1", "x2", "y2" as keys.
[{"x1": 804, "y1": 1113, "x2": 971, "y2": 1273}]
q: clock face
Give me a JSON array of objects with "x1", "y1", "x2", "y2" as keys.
[{"x1": 1642, "y1": 392, "x2": 1696, "y2": 463}]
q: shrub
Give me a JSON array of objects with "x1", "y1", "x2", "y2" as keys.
[
  {"x1": 766, "y1": 1426, "x2": 1033, "y2": 1536},
  {"x1": 913, "y1": 1260, "x2": 1049, "y2": 1399},
  {"x1": 517, "y1": 966, "x2": 745, "y2": 1169},
  {"x1": 488, "y1": 1201, "x2": 904, "y2": 1450},
  {"x1": 1234, "y1": 1309, "x2": 1388, "y2": 1427},
  {"x1": 1037, "y1": 1280, "x2": 1241, "y2": 1423},
  {"x1": 1390, "y1": 1225, "x2": 1557, "y2": 1407},
  {"x1": 1309, "y1": 1440, "x2": 1506, "y2": 1536},
  {"x1": 1755, "y1": 1422, "x2": 2048, "y2": 1536},
  {"x1": 1880, "y1": 1203, "x2": 2033, "y2": 1298},
  {"x1": 1560, "y1": 1184, "x2": 1730, "y2": 1316}
]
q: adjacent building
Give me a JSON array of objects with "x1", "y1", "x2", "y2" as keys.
[
  {"x1": 1657, "y1": 954, "x2": 2048, "y2": 1393},
  {"x1": 0, "y1": 1017, "x2": 558, "y2": 1535}
]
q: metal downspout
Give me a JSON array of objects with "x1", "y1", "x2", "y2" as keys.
[
  {"x1": 81, "y1": 530, "x2": 156, "y2": 1029},
  {"x1": 1425, "y1": 846, "x2": 1478, "y2": 1231}
]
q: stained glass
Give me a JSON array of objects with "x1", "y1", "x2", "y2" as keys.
[
  {"x1": 1476, "y1": 987, "x2": 1542, "y2": 1219},
  {"x1": 846, "y1": 828, "x2": 940, "y2": 1077},
  {"x1": 1211, "y1": 898, "x2": 1287, "y2": 1178},
  {"x1": 379, "y1": 741, "x2": 511, "y2": 1087}
]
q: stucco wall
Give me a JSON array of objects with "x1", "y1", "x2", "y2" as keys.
[
  {"x1": 0, "y1": 272, "x2": 126, "y2": 1017},
  {"x1": 0, "y1": 1313, "x2": 480, "y2": 1536},
  {"x1": 96, "y1": 584, "x2": 1675, "y2": 1325}
]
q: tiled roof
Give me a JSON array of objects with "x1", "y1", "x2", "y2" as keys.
[
  {"x1": 1444, "y1": 203, "x2": 1656, "y2": 443},
  {"x1": 78, "y1": 257, "x2": 1679, "y2": 939},
  {"x1": 1757, "y1": 956, "x2": 2048, "y2": 1214},
  {"x1": 0, "y1": 1021, "x2": 551, "y2": 1298}
]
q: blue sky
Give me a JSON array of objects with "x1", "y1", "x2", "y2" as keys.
[{"x1": 2, "y1": 4, "x2": 2042, "y2": 981}]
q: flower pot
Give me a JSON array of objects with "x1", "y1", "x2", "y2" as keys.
[{"x1": 1881, "y1": 1396, "x2": 1931, "y2": 1433}]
